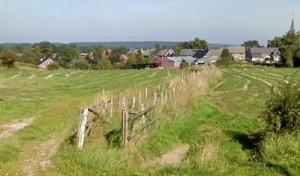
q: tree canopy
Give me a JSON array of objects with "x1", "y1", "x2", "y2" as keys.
[
  {"x1": 56, "y1": 45, "x2": 79, "y2": 67},
  {"x1": 241, "y1": 40, "x2": 261, "y2": 47},
  {"x1": 0, "y1": 50, "x2": 19, "y2": 68},
  {"x1": 268, "y1": 29, "x2": 300, "y2": 67},
  {"x1": 216, "y1": 49, "x2": 234, "y2": 67}
]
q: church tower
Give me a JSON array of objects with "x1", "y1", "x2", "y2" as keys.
[{"x1": 290, "y1": 17, "x2": 295, "y2": 31}]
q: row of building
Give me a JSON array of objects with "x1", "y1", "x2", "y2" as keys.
[
  {"x1": 38, "y1": 46, "x2": 281, "y2": 69},
  {"x1": 138, "y1": 46, "x2": 281, "y2": 68}
]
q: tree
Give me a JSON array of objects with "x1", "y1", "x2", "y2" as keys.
[
  {"x1": 136, "y1": 49, "x2": 145, "y2": 64},
  {"x1": 216, "y1": 49, "x2": 234, "y2": 67},
  {"x1": 110, "y1": 47, "x2": 129, "y2": 63},
  {"x1": 93, "y1": 45, "x2": 104, "y2": 61},
  {"x1": 267, "y1": 37, "x2": 284, "y2": 48},
  {"x1": 174, "y1": 42, "x2": 183, "y2": 56},
  {"x1": 267, "y1": 29, "x2": 300, "y2": 67},
  {"x1": 56, "y1": 45, "x2": 79, "y2": 67},
  {"x1": 126, "y1": 54, "x2": 136, "y2": 66},
  {"x1": 189, "y1": 37, "x2": 208, "y2": 49},
  {"x1": 34, "y1": 41, "x2": 52, "y2": 58},
  {"x1": 155, "y1": 44, "x2": 161, "y2": 51},
  {"x1": 0, "y1": 50, "x2": 18, "y2": 68},
  {"x1": 180, "y1": 38, "x2": 208, "y2": 49},
  {"x1": 241, "y1": 40, "x2": 261, "y2": 47}
]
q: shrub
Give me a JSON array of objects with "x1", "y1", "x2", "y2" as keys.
[
  {"x1": 47, "y1": 62, "x2": 60, "y2": 70},
  {"x1": 73, "y1": 60, "x2": 90, "y2": 70},
  {"x1": 0, "y1": 50, "x2": 18, "y2": 68},
  {"x1": 216, "y1": 49, "x2": 234, "y2": 67},
  {"x1": 260, "y1": 76, "x2": 300, "y2": 134},
  {"x1": 180, "y1": 60, "x2": 189, "y2": 69},
  {"x1": 97, "y1": 59, "x2": 113, "y2": 70}
]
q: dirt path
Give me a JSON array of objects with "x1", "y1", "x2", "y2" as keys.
[
  {"x1": 142, "y1": 144, "x2": 190, "y2": 167},
  {"x1": 0, "y1": 117, "x2": 36, "y2": 139},
  {"x1": 21, "y1": 130, "x2": 68, "y2": 176}
]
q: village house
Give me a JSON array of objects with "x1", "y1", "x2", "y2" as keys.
[
  {"x1": 152, "y1": 49, "x2": 174, "y2": 58},
  {"x1": 38, "y1": 58, "x2": 54, "y2": 69},
  {"x1": 249, "y1": 47, "x2": 280, "y2": 62},
  {"x1": 156, "y1": 56, "x2": 196, "y2": 68},
  {"x1": 143, "y1": 48, "x2": 156, "y2": 58},
  {"x1": 227, "y1": 46, "x2": 246, "y2": 61},
  {"x1": 197, "y1": 49, "x2": 222, "y2": 64},
  {"x1": 179, "y1": 49, "x2": 208, "y2": 59},
  {"x1": 102, "y1": 49, "x2": 112, "y2": 59}
]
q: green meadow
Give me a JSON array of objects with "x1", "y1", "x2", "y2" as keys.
[{"x1": 0, "y1": 66, "x2": 299, "y2": 175}]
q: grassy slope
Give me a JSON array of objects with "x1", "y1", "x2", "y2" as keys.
[
  {"x1": 0, "y1": 69, "x2": 180, "y2": 174},
  {"x1": 46, "y1": 67, "x2": 299, "y2": 175},
  {"x1": 1, "y1": 66, "x2": 299, "y2": 175}
]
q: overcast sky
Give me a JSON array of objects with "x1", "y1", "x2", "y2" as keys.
[{"x1": 0, "y1": 0, "x2": 299, "y2": 45}]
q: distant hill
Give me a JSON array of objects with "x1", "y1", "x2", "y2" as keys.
[{"x1": 69, "y1": 41, "x2": 179, "y2": 48}]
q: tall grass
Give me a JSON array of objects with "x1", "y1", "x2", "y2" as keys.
[{"x1": 46, "y1": 66, "x2": 222, "y2": 175}]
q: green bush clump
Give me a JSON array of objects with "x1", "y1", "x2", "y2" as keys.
[
  {"x1": 73, "y1": 60, "x2": 90, "y2": 70},
  {"x1": 47, "y1": 62, "x2": 60, "y2": 70},
  {"x1": 260, "y1": 77, "x2": 300, "y2": 134},
  {"x1": 180, "y1": 60, "x2": 189, "y2": 69}
]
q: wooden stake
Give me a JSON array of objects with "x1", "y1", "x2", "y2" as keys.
[
  {"x1": 173, "y1": 87, "x2": 176, "y2": 96},
  {"x1": 121, "y1": 109, "x2": 129, "y2": 148},
  {"x1": 145, "y1": 88, "x2": 148, "y2": 101},
  {"x1": 141, "y1": 103, "x2": 146, "y2": 131},
  {"x1": 132, "y1": 96, "x2": 136, "y2": 110},
  {"x1": 122, "y1": 96, "x2": 126, "y2": 108},
  {"x1": 154, "y1": 92, "x2": 157, "y2": 105},
  {"x1": 78, "y1": 108, "x2": 88, "y2": 150},
  {"x1": 110, "y1": 97, "x2": 113, "y2": 118}
]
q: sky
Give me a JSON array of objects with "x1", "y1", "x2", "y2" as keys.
[{"x1": 0, "y1": 0, "x2": 300, "y2": 45}]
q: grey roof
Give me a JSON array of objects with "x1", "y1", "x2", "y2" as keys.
[
  {"x1": 180, "y1": 49, "x2": 208, "y2": 59},
  {"x1": 250, "y1": 47, "x2": 279, "y2": 54},
  {"x1": 38, "y1": 58, "x2": 54, "y2": 65},
  {"x1": 180, "y1": 49, "x2": 198, "y2": 56},
  {"x1": 227, "y1": 46, "x2": 245, "y2": 54},
  {"x1": 203, "y1": 49, "x2": 222, "y2": 58},
  {"x1": 128, "y1": 49, "x2": 140, "y2": 55},
  {"x1": 143, "y1": 48, "x2": 155, "y2": 56},
  {"x1": 152, "y1": 49, "x2": 174, "y2": 57},
  {"x1": 165, "y1": 56, "x2": 197, "y2": 62}
]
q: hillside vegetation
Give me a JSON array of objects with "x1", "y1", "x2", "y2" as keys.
[{"x1": 0, "y1": 66, "x2": 299, "y2": 175}]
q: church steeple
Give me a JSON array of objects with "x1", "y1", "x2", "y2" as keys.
[{"x1": 290, "y1": 15, "x2": 295, "y2": 31}]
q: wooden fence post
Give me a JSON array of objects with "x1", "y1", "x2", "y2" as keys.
[
  {"x1": 141, "y1": 103, "x2": 146, "y2": 132},
  {"x1": 132, "y1": 96, "x2": 136, "y2": 110},
  {"x1": 145, "y1": 88, "x2": 148, "y2": 101},
  {"x1": 110, "y1": 97, "x2": 113, "y2": 118},
  {"x1": 121, "y1": 108, "x2": 129, "y2": 148},
  {"x1": 78, "y1": 108, "x2": 89, "y2": 150}
]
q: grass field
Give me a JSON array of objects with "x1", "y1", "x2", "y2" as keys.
[
  {"x1": 0, "y1": 69, "x2": 181, "y2": 174},
  {"x1": 0, "y1": 66, "x2": 299, "y2": 175}
]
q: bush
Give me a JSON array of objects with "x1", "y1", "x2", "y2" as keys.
[
  {"x1": 180, "y1": 60, "x2": 189, "y2": 69},
  {"x1": 260, "y1": 77, "x2": 300, "y2": 134},
  {"x1": 0, "y1": 50, "x2": 18, "y2": 68},
  {"x1": 73, "y1": 60, "x2": 90, "y2": 70},
  {"x1": 98, "y1": 59, "x2": 113, "y2": 70},
  {"x1": 216, "y1": 49, "x2": 234, "y2": 67},
  {"x1": 47, "y1": 62, "x2": 60, "y2": 70}
]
